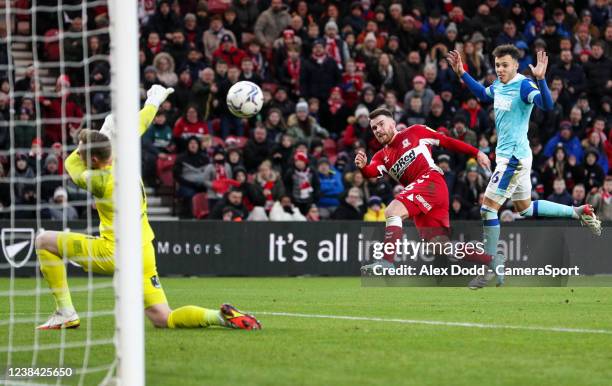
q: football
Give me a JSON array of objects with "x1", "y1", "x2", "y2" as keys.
[{"x1": 226, "y1": 81, "x2": 264, "y2": 118}]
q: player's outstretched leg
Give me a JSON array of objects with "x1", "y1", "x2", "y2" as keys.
[
  {"x1": 479, "y1": 205, "x2": 505, "y2": 287},
  {"x1": 360, "y1": 201, "x2": 405, "y2": 275},
  {"x1": 149, "y1": 304, "x2": 261, "y2": 330},
  {"x1": 35, "y1": 232, "x2": 80, "y2": 329},
  {"x1": 518, "y1": 200, "x2": 601, "y2": 236}
]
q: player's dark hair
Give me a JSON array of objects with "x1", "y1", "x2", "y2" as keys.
[
  {"x1": 369, "y1": 107, "x2": 393, "y2": 120},
  {"x1": 492, "y1": 44, "x2": 520, "y2": 60},
  {"x1": 78, "y1": 129, "x2": 111, "y2": 162}
]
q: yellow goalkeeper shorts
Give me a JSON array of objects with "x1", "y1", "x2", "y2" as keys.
[{"x1": 56, "y1": 232, "x2": 167, "y2": 308}]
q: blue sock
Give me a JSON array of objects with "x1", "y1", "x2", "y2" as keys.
[
  {"x1": 519, "y1": 200, "x2": 577, "y2": 219},
  {"x1": 481, "y1": 206, "x2": 500, "y2": 258}
]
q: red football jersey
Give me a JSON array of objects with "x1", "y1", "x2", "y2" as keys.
[{"x1": 360, "y1": 124, "x2": 478, "y2": 186}]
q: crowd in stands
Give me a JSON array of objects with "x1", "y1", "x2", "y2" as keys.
[{"x1": 0, "y1": 0, "x2": 611, "y2": 222}]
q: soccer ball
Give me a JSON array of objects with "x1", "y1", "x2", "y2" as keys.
[{"x1": 226, "y1": 81, "x2": 263, "y2": 118}]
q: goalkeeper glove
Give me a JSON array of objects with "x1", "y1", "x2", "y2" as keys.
[
  {"x1": 145, "y1": 85, "x2": 174, "y2": 109},
  {"x1": 99, "y1": 113, "x2": 115, "y2": 141}
]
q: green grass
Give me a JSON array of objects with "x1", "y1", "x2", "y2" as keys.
[{"x1": 1, "y1": 277, "x2": 612, "y2": 386}]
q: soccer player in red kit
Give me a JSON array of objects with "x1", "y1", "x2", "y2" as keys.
[{"x1": 356, "y1": 107, "x2": 494, "y2": 274}]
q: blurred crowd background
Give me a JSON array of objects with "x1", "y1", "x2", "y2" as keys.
[{"x1": 0, "y1": 0, "x2": 611, "y2": 222}]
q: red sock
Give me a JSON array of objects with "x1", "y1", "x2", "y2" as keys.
[
  {"x1": 462, "y1": 250, "x2": 492, "y2": 265},
  {"x1": 382, "y1": 216, "x2": 403, "y2": 263}
]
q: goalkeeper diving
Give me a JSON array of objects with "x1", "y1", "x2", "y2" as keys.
[{"x1": 35, "y1": 85, "x2": 261, "y2": 330}]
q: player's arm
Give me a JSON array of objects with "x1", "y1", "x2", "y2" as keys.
[
  {"x1": 419, "y1": 125, "x2": 491, "y2": 171},
  {"x1": 64, "y1": 150, "x2": 107, "y2": 197},
  {"x1": 356, "y1": 150, "x2": 386, "y2": 178},
  {"x1": 447, "y1": 50, "x2": 494, "y2": 103}
]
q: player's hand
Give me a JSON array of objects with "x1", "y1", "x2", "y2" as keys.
[
  {"x1": 99, "y1": 113, "x2": 115, "y2": 140},
  {"x1": 446, "y1": 50, "x2": 465, "y2": 77},
  {"x1": 145, "y1": 85, "x2": 175, "y2": 108},
  {"x1": 355, "y1": 150, "x2": 367, "y2": 169},
  {"x1": 476, "y1": 151, "x2": 491, "y2": 173},
  {"x1": 529, "y1": 51, "x2": 548, "y2": 80}
]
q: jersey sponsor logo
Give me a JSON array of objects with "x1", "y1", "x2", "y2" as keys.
[
  {"x1": 1, "y1": 228, "x2": 35, "y2": 269},
  {"x1": 494, "y1": 96, "x2": 512, "y2": 111},
  {"x1": 415, "y1": 194, "x2": 432, "y2": 211},
  {"x1": 150, "y1": 275, "x2": 162, "y2": 289},
  {"x1": 389, "y1": 149, "x2": 417, "y2": 180}
]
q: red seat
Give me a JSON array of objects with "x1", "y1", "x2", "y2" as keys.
[
  {"x1": 156, "y1": 153, "x2": 176, "y2": 188},
  {"x1": 212, "y1": 136, "x2": 225, "y2": 148},
  {"x1": 192, "y1": 192, "x2": 209, "y2": 219}
]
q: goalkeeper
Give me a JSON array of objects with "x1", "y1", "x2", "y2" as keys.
[{"x1": 35, "y1": 85, "x2": 261, "y2": 331}]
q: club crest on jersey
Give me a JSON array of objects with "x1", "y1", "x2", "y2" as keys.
[
  {"x1": 389, "y1": 149, "x2": 416, "y2": 180},
  {"x1": 402, "y1": 139, "x2": 411, "y2": 148}
]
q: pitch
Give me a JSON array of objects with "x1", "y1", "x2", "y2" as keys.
[{"x1": 1, "y1": 277, "x2": 611, "y2": 386}]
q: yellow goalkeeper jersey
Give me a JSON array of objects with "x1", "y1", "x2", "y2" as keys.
[{"x1": 65, "y1": 104, "x2": 158, "y2": 243}]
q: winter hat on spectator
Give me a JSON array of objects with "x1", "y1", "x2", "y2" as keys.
[
  {"x1": 294, "y1": 151, "x2": 309, "y2": 164},
  {"x1": 313, "y1": 38, "x2": 325, "y2": 48},
  {"x1": 412, "y1": 75, "x2": 426, "y2": 85},
  {"x1": 437, "y1": 154, "x2": 451, "y2": 165},
  {"x1": 516, "y1": 40, "x2": 528, "y2": 50},
  {"x1": 184, "y1": 13, "x2": 196, "y2": 21},
  {"x1": 446, "y1": 23, "x2": 458, "y2": 34},
  {"x1": 317, "y1": 157, "x2": 330, "y2": 166},
  {"x1": 220, "y1": 34, "x2": 233, "y2": 44},
  {"x1": 559, "y1": 120, "x2": 572, "y2": 131},
  {"x1": 296, "y1": 99, "x2": 309, "y2": 113},
  {"x1": 144, "y1": 65, "x2": 156, "y2": 74},
  {"x1": 44, "y1": 154, "x2": 58, "y2": 167},
  {"x1": 364, "y1": 32, "x2": 377, "y2": 43},
  {"x1": 533, "y1": 38, "x2": 547, "y2": 48},
  {"x1": 31, "y1": 137, "x2": 43, "y2": 146},
  {"x1": 470, "y1": 32, "x2": 485, "y2": 44},
  {"x1": 374, "y1": 5, "x2": 385, "y2": 14},
  {"x1": 533, "y1": 7, "x2": 544, "y2": 16},
  {"x1": 368, "y1": 195, "x2": 382, "y2": 207},
  {"x1": 355, "y1": 105, "x2": 369, "y2": 118},
  {"x1": 53, "y1": 186, "x2": 68, "y2": 200},
  {"x1": 325, "y1": 20, "x2": 338, "y2": 32}
]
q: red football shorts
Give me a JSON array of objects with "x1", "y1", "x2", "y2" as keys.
[{"x1": 394, "y1": 171, "x2": 450, "y2": 240}]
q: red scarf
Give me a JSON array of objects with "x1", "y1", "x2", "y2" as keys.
[
  {"x1": 287, "y1": 58, "x2": 301, "y2": 91},
  {"x1": 325, "y1": 37, "x2": 341, "y2": 67},
  {"x1": 328, "y1": 96, "x2": 343, "y2": 114},
  {"x1": 214, "y1": 163, "x2": 227, "y2": 181},
  {"x1": 461, "y1": 102, "x2": 481, "y2": 128}
]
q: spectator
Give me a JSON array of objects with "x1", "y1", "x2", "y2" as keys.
[
  {"x1": 254, "y1": 0, "x2": 291, "y2": 51},
  {"x1": 286, "y1": 100, "x2": 329, "y2": 143},
  {"x1": 203, "y1": 148, "x2": 235, "y2": 208},
  {"x1": 212, "y1": 34, "x2": 247, "y2": 67},
  {"x1": 239, "y1": 56, "x2": 262, "y2": 85},
  {"x1": 316, "y1": 158, "x2": 344, "y2": 219},
  {"x1": 191, "y1": 67, "x2": 218, "y2": 120},
  {"x1": 14, "y1": 107, "x2": 36, "y2": 150},
  {"x1": 40, "y1": 75, "x2": 83, "y2": 145},
  {"x1": 450, "y1": 115, "x2": 477, "y2": 147},
  {"x1": 209, "y1": 188, "x2": 248, "y2": 220},
  {"x1": 450, "y1": 195, "x2": 470, "y2": 220},
  {"x1": 583, "y1": 41, "x2": 612, "y2": 106},
  {"x1": 577, "y1": 148, "x2": 605, "y2": 192},
  {"x1": 243, "y1": 125, "x2": 271, "y2": 173},
  {"x1": 173, "y1": 137, "x2": 209, "y2": 217},
  {"x1": 165, "y1": 30, "x2": 189, "y2": 67},
  {"x1": 343, "y1": 105, "x2": 376, "y2": 152},
  {"x1": 403, "y1": 75, "x2": 435, "y2": 116},
  {"x1": 269, "y1": 195, "x2": 307, "y2": 221},
  {"x1": 425, "y1": 96, "x2": 449, "y2": 131},
  {"x1": 283, "y1": 151, "x2": 320, "y2": 214},
  {"x1": 263, "y1": 108, "x2": 287, "y2": 142},
  {"x1": 547, "y1": 178, "x2": 573, "y2": 206},
  {"x1": 320, "y1": 87, "x2": 351, "y2": 137},
  {"x1": 153, "y1": 52, "x2": 178, "y2": 87},
  {"x1": 0, "y1": 163, "x2": 10, "y2": 212},
  {"x1": 182, "y1": 49, "x2": 207, "y2": 83},
  {"x1": 146, "y1": 0, "x2": 180, "y2": 41},
  {"x1": 233, "y1": 0, "x2": 259, "y2": 39},
  {"x1": 453, "y1": 165, "x2": 486, "y2": 210},
  {"x1": 403, "y1": 96, "x2": 425, "y2": 126},
  {"x1": 586, "y1": 176, "x2": 612, "y2": 221},
  {"x1": 305, "y1": 204, "x2": 320, "y2": 221},
  {"x1": 172, "y1": 105, "x2": 209, "y2": 150},
  {"x1": 44, "y1": 187, "x2": 78, "y2": 221},
  {"x1": 270, "y1": 133, "x2": 295, "y2": 173},
  {"x1": 541, "y1": 144, "x2": 579, "y2": 196},
  {"x1": 571, "y1": 183, "x2": 586, "y2": 207},
  {"x1": 581, "y1": 130, "x2": 609, "y2": 174},
  {"x1": 437, "y1": 154, "x2": 456, "y2": 199},
  {"x1": 363, "y1": 195, "x2": 385, "y2": 222},
  {"x1": 254, "y1": 160, "x2": 285, "y2": 211},
  {"x1": 13, "y1": 153, "x2": 34, "y2": 202},
  {"x1": 203, "y1": 15, "x2": 237, "y2": 62},
  {"x1": 232, "y1": 166, "x2": 265, "y2": 216},
  {"x1": 301, "y1": 39, "x2": 341, "y2": 102},
  {"x1": 278, "y1": 45, "x2": 302, "y2": 97},
  {"x1": 544, "y1": 121, "x2": 584, "y2": 161},
  {"x1": 40, "y1": 154, "x2": 62, "y2": 203},
  {"x1": 331, "y1": 187, "x2": 364, "y2": 220},
  {"x1": 269, "y1": 87, "x2": 295, "y2": 118}
]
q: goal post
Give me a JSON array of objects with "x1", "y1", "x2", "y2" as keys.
[{"x1": 108, "y1": 0, "x2": 144, "y2": 385}]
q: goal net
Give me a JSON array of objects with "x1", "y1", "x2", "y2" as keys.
[{"x1": 0, "y1": 0, "x2": 142, "y2": 384}]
